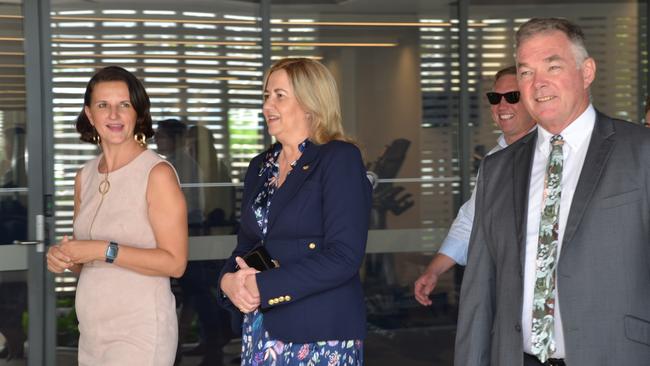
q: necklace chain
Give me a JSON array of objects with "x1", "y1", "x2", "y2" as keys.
[
  {"x1": 280, "y1": 151, "x2": 300, "y2": 170},
  {"x1": 88, "y1": 159, "x2": 110, "y2": 239},
  {"x1": 98, "y1": 170, "x2": 110, "y2": 195}
]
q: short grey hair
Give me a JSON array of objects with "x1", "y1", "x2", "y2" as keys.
[{"x1": 516, "y1": 18, "x2": 589, "y2": 66}]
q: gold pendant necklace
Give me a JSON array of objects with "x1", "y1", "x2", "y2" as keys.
[
  {"x1": 89, "y1": 160, "x2": 110, "y2": 239},
  {"x1": 98, "y1": 170, "x2": 110, "y2": 194}
]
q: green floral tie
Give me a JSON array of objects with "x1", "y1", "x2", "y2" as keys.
[{"x1": 531, "y1": 134, "x2": 564, "y2": 363}]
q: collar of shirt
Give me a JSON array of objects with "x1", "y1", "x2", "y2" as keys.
[
  {"x1": 495, "y1": 125, "x2": 537, "y2": 150},
  {"x1": 496, "y1": 134, "x2": 508, "y2": 149},
  {"x1": 536, "y1": 104, "x2": 596, "y2": 156}
]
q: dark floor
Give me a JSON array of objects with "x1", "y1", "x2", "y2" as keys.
[
  {"x1": 2, "y1": 261, "x2": 460, "y2": 365},
  {"x1": 2, "y1": 325, "x2": 455, "y2": 366}
]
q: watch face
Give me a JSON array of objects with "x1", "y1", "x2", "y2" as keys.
[
  {"x1": 106, "y1": 246, "x2": 117, "y2": 258},
  {"x1": 106, "y1": 243, "x2": 118, "y2": 262}
]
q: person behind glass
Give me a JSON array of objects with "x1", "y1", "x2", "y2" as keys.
[
  {"x1": 45, "y1": 65, "x2": 188, "y2": 366},
  {"x1": 156, "y1": 118, "x2": 205, "y2": 234},
  {"x1": 186, "y1": 124, "x2": 236, "y2": 235},
  {"x1": 414, "y1": 65, "x2": 536, "y2": 306},
  {"x1": 172, "y1": 124, "x2": 235, "y2": 366},
  {"x1": 0, "y1": 126, "x2": 27, "y2": 361},
  {"x1": 0, "y1": 126, "x2": 28, "y2": 244},
  {"x1": 219, "y1": 58, "x2": 372, "y2": 365}
]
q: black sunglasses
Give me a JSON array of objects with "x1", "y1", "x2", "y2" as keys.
[{"x1": 486, "y1": 91, "x2": 520, "y2": 105}]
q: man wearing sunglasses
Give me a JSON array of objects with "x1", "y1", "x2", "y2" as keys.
[{"x1": 414, "y1": 65, "x2": 535, "y2": 306}]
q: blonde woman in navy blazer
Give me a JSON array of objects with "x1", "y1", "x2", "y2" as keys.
[{"x1": 219, "y1": 58, "x2": 372, "y2": 365}]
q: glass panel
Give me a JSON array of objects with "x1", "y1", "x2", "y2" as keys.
[
  {"x1": 268, "y1": 2, "x2": 459, "y2": 365},
  {"x1": 43, "y1": 1, "x2": 648, "y2": 365},
  {"x1": 0, "y1": 1, "x2": 28, "y2": 365},
  {"x1": 0, "y1": 0, "x2": 27, "y2": 245},
  {"x1": 49, "y1": 1, "x2": 260, "y2": 364},
  {"x1": 49, "y1": 3, "x2": 264, "y2": 240}
]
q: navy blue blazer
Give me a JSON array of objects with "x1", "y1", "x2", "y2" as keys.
[{"x1": 219, "y1": 140, "x2": 372, "y2": 343}]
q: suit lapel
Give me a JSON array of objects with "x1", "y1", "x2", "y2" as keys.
[
  {"x1": 513, "y1": 131, "x2": 537, "y2": 270},
  {"x1": 562, "y1": 112, "x2": 615, "y2": 248},
  {"x1": 265, "y1": 143, "x2": 322, "y2": 233}
]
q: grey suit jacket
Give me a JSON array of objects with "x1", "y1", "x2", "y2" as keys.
[{"x1": 455, "y1": 112, "x2": 650, "y2": 366}]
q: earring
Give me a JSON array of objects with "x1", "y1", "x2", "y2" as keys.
[
  {"x1": 91, "y1": 128, "x2": 101, "y2": 145},
  {"x1": 134, "y1": 132, "x2": 147, "y2": 147}
]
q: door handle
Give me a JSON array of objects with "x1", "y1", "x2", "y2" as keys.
[
  {"x1": 13, "y1": 240, "x2": 43, "y2": 245},
  {"x1": 14, "y1": 215, "x2": 46, "y2": 252}
]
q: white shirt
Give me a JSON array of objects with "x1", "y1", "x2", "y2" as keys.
[
  {"x1": 438, "y1": 134, "x2": 509, "y2": 265},
  {"x1": 522, "y1": 105, "x2": 596, "y2": 358},
  {"x1": 439, "y1": 126, "x2": 538, "y2": 265}
]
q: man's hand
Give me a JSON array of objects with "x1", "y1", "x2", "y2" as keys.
[
  {"x1": 220, "y1": 257, "x2": 260, "y2": 313},
  {"x1": 414, "y1": 253, "x2": 457, "y2": 306}
]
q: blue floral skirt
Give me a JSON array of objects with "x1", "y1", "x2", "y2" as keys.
[{"x1": 241, "y1": 310, "x2": 363, "y2": 366}]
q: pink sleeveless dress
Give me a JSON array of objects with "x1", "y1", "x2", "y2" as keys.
[{"x1": 73, "y1": 150, "x2": 178, "y2": 366}]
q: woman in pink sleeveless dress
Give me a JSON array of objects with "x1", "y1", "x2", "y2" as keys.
[{"x1": 46, "y1": 66, "x2": 188, "y2": 366}]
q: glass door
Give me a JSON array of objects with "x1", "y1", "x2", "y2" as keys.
[
  {"x1": 47, "y1": 0, "x2": 262, "y2": 364},
  {"x1": 0, "y1": 0, "x2": 31, "y2": 363},
  {"x1": 1, "y1": 0, "x2": 54, "y2": 365},
  {"x1": 0, "y1": 2, "x2": 34, "y2": 366}
]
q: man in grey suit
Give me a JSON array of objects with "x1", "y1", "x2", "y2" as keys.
[{"x1": 455, "y1": 18, "x2": 650, "y2": 366}]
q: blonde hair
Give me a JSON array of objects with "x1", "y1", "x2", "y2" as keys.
[{"x1": 263, "y1": 58, "x2": 352, "y2": 145}]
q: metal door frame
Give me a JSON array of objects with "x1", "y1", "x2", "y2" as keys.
[{"x1": 22, "y1": 0, "x2": 55, "y2": 364}]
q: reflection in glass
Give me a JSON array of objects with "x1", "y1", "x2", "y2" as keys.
[
  {"x1": 155, "y1": 120, "x2": 237, "y2": 364},
  {"x1": 0, "y1": 2, "x2": 28, "y2": 246},
  {"x1": 155, "y1": 119, "x2": 237, "y2": 236},
  {"x1": 156, "y1": 118, "x2": 206, "y2": 233},
  {"x1": 186, "y1": 124, "x2": 236, "y2": 235},
  {"x1": 0, "y1": 126, "x2": 27, "y2": 245},
  {"x1": 50, "y1": 3, "x2": 264, "y2": 239},
  {"x1": 0, "y1": 2, "x2": 28, "y2": 363}
]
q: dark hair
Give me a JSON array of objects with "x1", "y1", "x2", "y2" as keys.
[
  {"x1": 156, "y1": 118, "x2": 187, "y2": 138},
  {"x1": 2, "y1": 126, "x2": 26, "y2": 135},
  {"x1": 494, "y1": 65, "x2": 517, "y2": 83},
  {"x1": 76, "y1": 66, "x2": 154, "y2": 143},
  {"x1": 645, "y1": 95, "x2": 650, "y2": 114},
  {"x1": 516, "y1": 18, "x2": 589, "y2": 64}
]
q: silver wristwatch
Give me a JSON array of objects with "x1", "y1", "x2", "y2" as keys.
[{"x1": 105, "y1": 241, "x2": 119, "y2": 263}]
